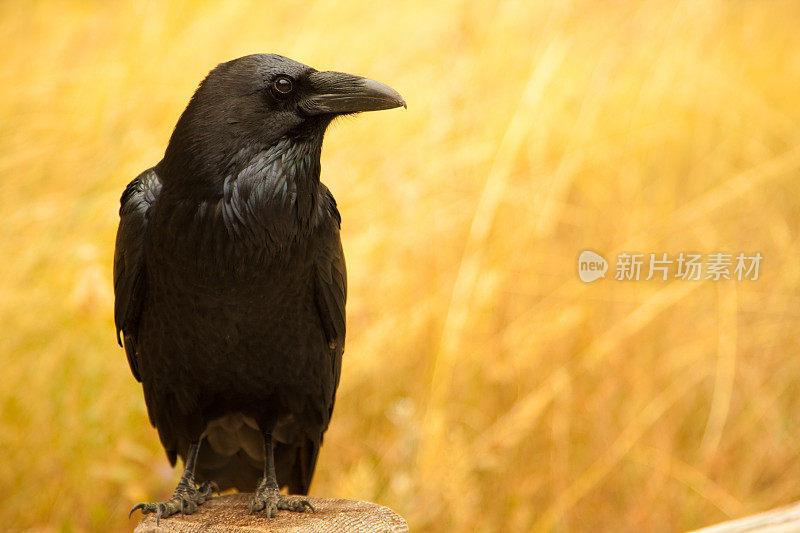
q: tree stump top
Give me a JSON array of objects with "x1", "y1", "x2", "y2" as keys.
[{"x1": 133, "y1": 493, "x2": 409, "y2": 533}]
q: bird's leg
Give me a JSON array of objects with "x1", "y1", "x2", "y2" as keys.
[
  {"x1": 249, "y1": 432, "x2": 314, "y2": 519},
  {"x1": 130, "y1": 440, "x2": 217, "y2": 524}
]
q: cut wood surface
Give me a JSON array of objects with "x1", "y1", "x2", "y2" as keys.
[
  {"x1": 691, "y1": 502, "x2": 800, "y2": 533},
  {"x1": 133, "y1": 493, "x2": 409, "y2": 533}
]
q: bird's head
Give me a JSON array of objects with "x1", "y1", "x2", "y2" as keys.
[{"x1": 158, "y1": 54, "x2": 405, "y2": 190}]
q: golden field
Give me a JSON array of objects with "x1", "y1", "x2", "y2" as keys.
[{"x1": 2, "y1": 0, "x2": 800, "y2": 531}]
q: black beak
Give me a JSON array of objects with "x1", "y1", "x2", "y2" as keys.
[{"x1": 300, "y1": 71, "x2": 406, "y2": 116}]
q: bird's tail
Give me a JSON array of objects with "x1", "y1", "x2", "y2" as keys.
[{"x1": 186, "y1": 413, "x2": 319, "y2": 494}]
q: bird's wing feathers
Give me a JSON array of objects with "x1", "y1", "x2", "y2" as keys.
[
  {"x1": 313, "y1": 186, "x2": 347, "y2": 404},
  {"x1": 113, "y1": 168, "x2": 160, "y2": 382}
]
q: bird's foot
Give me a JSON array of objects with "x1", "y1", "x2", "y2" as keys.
[
  {"x1": 130, "y1": 480, "x2": 217, "y2": 524},
  {"x1": 248, "y1": 484, "x2": 314, "y2": 519}
]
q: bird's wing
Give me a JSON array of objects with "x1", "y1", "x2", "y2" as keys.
[
  {"x1": 113, "y1": 168, "x2": 160, "y2": 382},
  {"x1": 276, "y1": 185, "x2": 347, "y2": 495},
  {"x1": 313, "y1": 186, "x2": 347, "y2": 400}
]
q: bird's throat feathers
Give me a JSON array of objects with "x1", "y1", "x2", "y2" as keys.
[
  {"x1": 158, "y1": 126, "x2": 328, "y2": 247},
  {"x1": 223, "y1": 134, "x2": 324, "y2": 239}
]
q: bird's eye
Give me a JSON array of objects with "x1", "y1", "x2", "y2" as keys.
[{"x1": 271, "y1": 76, "x2": 294, "y2": 97}]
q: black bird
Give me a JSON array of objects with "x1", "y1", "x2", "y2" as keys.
[{"x1": 114, "y1": 54, "x2": 404, "y2": 520}]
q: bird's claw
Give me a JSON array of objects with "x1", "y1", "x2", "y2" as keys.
[
  {"x1": 300, "y1": 499, "x2": 315, "y2": 513},
  {"x1": 129, "y1": 502, "x2": 146, "y2": 519},
  {"x1": 129, "y1": 480, "x2": 217, "y2": 524},
  {"x1": 249, "y1": 487, "x2": 313, "y2": 520}
]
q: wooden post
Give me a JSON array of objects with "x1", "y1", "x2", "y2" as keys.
[
  {"x1": 134, "y1": 493, "x2": 409, "y2": 533},
  {"x1": 690, "y1": 501, "x2": 800, "y2": 532}
]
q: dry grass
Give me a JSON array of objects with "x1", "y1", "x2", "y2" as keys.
[{"x1": 2, "y1": 0, "x2": 800, "y2": 531}]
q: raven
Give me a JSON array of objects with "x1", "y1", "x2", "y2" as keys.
[{"x1": 114, "y1": 54, "x2": 404, "y2": 520}]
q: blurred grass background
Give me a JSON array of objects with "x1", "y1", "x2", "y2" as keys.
[{"x1": 2, "y1": 0, "x2": 800, "y2": 531}]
